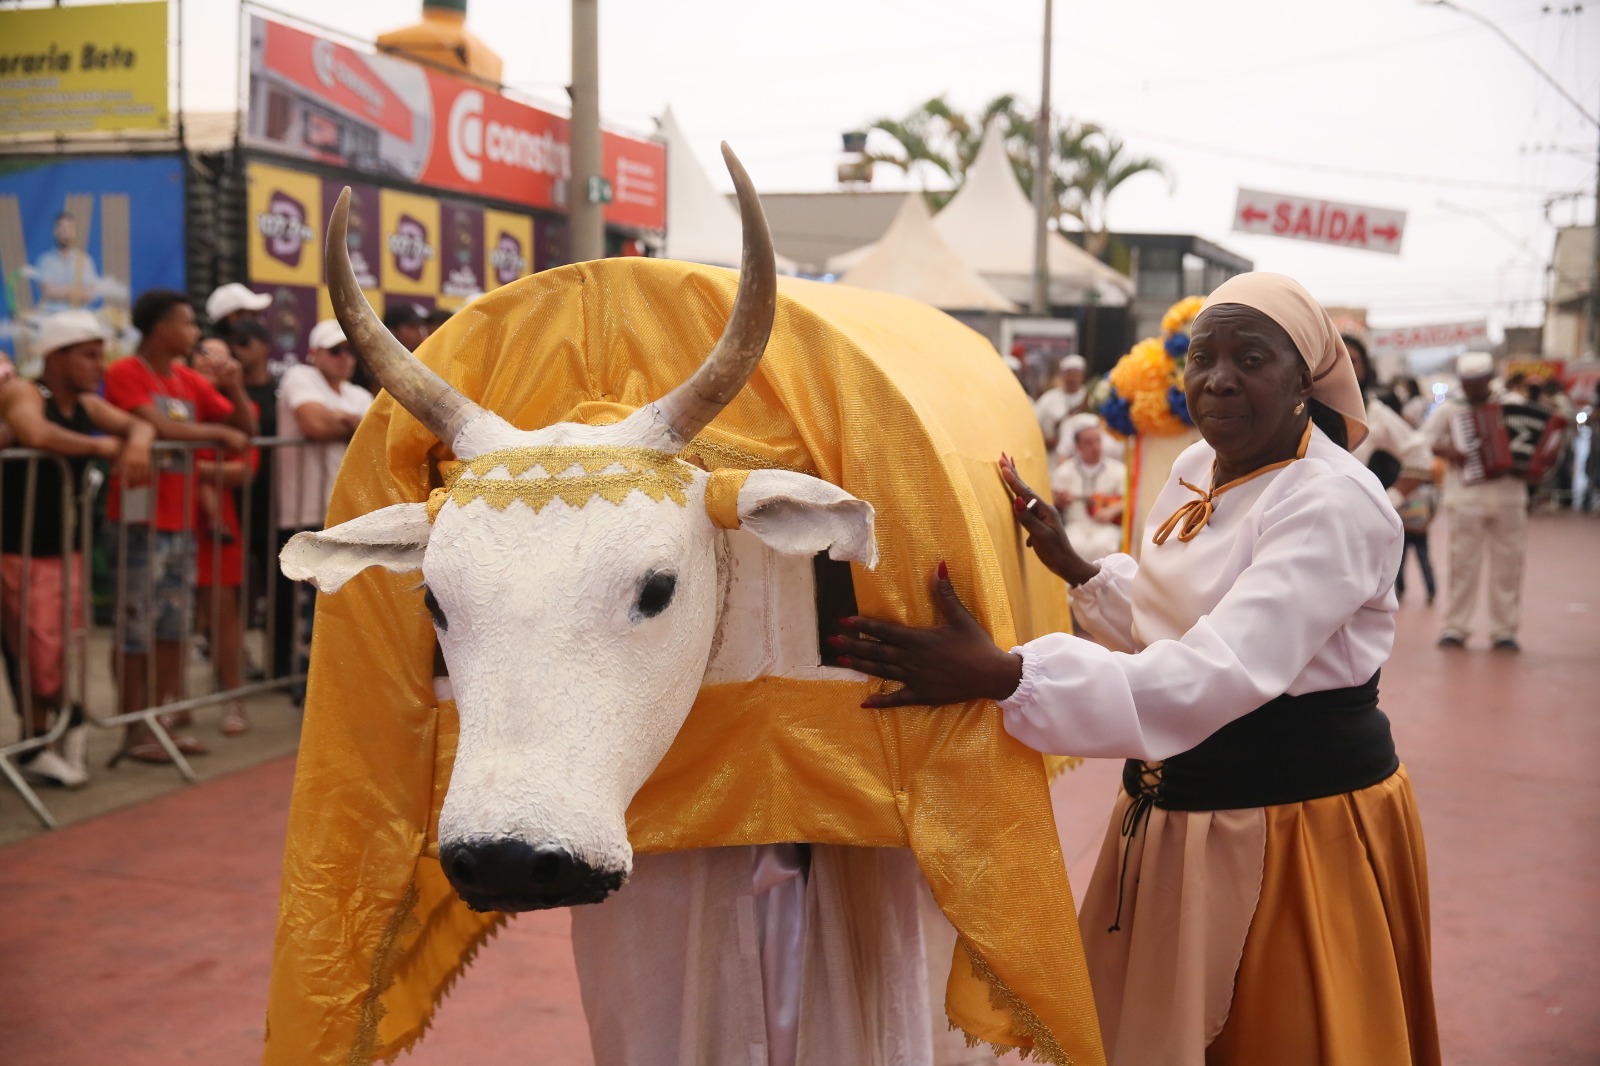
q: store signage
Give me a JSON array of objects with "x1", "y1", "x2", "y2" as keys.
[
  {"x1": 246, "y1": 16, "x2": 666, "y2": 231},
  {"x1": 1233, "y1": 188, "x2": 1406, "y2": 255},
  {"x1": 0, "y1": 1, "x2": 169, "y2": 135},
  {"x1": 1368, "y1": 319, "x2": 1489, "y2": 358}
]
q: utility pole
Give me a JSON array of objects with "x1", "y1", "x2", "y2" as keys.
[
  {"x1": 1030, "y1": 0, "x2": 1053, "y2": 316},
  {"x1": 569, "y1": 0, "x2": 604, "y2": 263},
  {"x1": 1588, "y1": 80, "x2": 1599, "y2": 359}
]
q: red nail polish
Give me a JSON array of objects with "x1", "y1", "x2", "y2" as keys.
[
  {"x1": 1013, "y1": 496, "x2": 1024, "y2": 510},
  {"x1": 837, "y1": 655, "x2": 853, "y2": 668},
  {"x1": 938, "y1": 560, "x2": 949, "y2": 581},
  {"x1": 825, "y1": 635, "x2": 846, "y2": 648},
  {"x1": 839, "y1": 616, "x2": 855, "y2": 627},
  {"x1": 860, "y1": 701, "x2": 874, "y2": 709}
]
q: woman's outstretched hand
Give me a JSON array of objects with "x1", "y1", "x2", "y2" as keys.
[
  {"x1": 834, "y1": 564, "x2": 1023, "y2": 709},
  {"x1": 1000, "y1": 454, "x2": 1100, "y2": 587}
]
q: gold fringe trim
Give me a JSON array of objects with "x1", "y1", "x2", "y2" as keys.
[
  {"x1": 956, "y1": 939, "x2": 1074, "y2": 1066},
  {"x1": 348, "y1": 880, "x2": 422, "y2": 1066},
  {"x1": 427, "y1": 446, "x2": 696, "y2": 521},
  {"x1": 376, "y1": 903, "x2": 512, "y2": 1064}
]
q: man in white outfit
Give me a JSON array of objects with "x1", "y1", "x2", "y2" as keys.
[
  {"x1": 1422, "y1": 352, "x2": 1527, "y2": 651},
  {"x1": 1032, "y1": 355, "x2": 1090, "y2": 455},
  {"x1": 274, "y1": 320, "x2": 374, "y2": 688}
]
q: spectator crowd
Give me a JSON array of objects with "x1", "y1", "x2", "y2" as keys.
[{"x1": 0, "y1": 284, "x2": 437, "y2": 794}]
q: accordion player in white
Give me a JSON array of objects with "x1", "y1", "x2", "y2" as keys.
[{"x1": 1421, "y1": 352, "x2": 1550, "y2": 652}]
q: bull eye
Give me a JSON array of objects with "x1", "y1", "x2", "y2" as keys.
[
  {"x1": 633, "y1": 570, "x2": 677, "y2": 621},
  {"x1": 422, "y1": 586, "x2": 448, "y2": 631}
]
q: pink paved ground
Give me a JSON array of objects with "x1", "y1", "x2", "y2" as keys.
[{"x1": 2, "y1": 512, "x2": 1596, "y2": 1064}]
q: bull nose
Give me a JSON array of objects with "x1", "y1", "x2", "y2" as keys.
[{"x1": 439, "y1": 839, "x2": 622, "y2": 911}]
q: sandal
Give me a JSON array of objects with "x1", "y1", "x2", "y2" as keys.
[
  {"x1": 120, "y1": 740, "x2": 174, "y2": 765},
  {"x1": 221, "y1": 702, "x2": 250, "y2": 736}
]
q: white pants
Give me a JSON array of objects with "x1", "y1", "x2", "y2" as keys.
[
  {"x1": 1442, "y1": 501, "x2": 1527, "y2": 642},
  {"x1": 570, "y1": 845, "x2": 991, "y2": 1066}
]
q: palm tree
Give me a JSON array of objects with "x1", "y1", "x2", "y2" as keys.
[
  {"x1": 865, "y1": 94, "x2": 1032, "y2": 207},
  {"x1": 861, "y1": 98, "x2": 1169, "y2": 252},
  {"x1": 1060, "y1": 135, "x2": 1171, "y2": 258}
]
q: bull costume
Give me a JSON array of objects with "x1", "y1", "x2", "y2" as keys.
[{"x1": 263, "y1": 150, "x2": 1103, "y2": 1064}]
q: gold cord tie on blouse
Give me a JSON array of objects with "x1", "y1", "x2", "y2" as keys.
[{"x1": 1152, "y1": 421, "x2": 1311, "y2": 545}]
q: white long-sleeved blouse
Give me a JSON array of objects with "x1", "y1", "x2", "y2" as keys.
[{"x1": 999, "y1": 426, "x2": 1403, "y2": 761}]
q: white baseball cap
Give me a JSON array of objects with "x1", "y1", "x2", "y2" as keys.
[
  {"x1": 1456, "y1": 352, "x2": 1494, "y2": 380},
  {"x1": 1060, "y1": 354, "x2": 1088, "y2": 372},
  {"x1": 206, "y1": 283, "x2": 272, "y2": 322},
  {"x1": 34, "y1": 310, "x2": 107, "y2": 356},
  {"x1": 307, "y1": 319, "x2": 347, "y2": 352}
]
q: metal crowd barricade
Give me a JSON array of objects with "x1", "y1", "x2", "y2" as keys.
[
  {"x1": 0, "y1": 449, "x2": 91, "y2": 829},
  {"x1": 0, "y1": 435, "x2": 326, "y2": 828}
]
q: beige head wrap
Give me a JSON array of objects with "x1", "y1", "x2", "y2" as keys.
[{"x1": 1201, "y1": 272, "x2": 1368, "y2": 448}]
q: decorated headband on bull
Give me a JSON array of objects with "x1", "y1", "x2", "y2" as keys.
[{"x1": 280, "y1": 145, "x2": 878, "y2": 913}]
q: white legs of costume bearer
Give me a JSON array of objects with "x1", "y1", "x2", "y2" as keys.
[
  {"x1": 1442, "y1": 500, "x2": 1527, "y2": 643},
  {"x1": 572, "y1": 844, "x2": 983, "y2": 1066}
]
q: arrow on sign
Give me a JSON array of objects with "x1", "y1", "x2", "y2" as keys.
[
  {"x1": 1240, "y1": 204, "x2": 1269, "y2": 225},
  {"x1": 1372, "y1": 223, "x2": 1400, "y2": 243}
]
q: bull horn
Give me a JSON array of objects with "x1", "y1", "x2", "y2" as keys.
[
  {"x1": 325, "y1": 187, "x2": 489, "y2": 448},
  {"x1": 648, "y1": 143, "x2": 777, "y2": 445}
]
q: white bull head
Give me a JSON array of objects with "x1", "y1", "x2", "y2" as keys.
[{"x1": 280, "y1": 146, "x2": 877, "y2": 913}]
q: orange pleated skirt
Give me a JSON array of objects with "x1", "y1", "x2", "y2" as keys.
[{"x1": 1079, "y1": 765, "x2": 1441, "y2": 1066}]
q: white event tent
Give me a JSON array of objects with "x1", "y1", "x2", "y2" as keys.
[
  {"x1": 837, "y1": 193, "x2": 1018, "y2": 312},
  {"x1": 932, "y1": 123, "x2": 1133, "y2": 308},
  {"x1": 659, "y1": 106, "x2": 797, "y2": 272}
]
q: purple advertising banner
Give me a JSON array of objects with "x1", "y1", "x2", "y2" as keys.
[
  {"x1": 439, "y1": 200, "x2": 485, "y2": 299},
  {"x1": 323, "y1": 178, "x2": 382, "y2": 290}
]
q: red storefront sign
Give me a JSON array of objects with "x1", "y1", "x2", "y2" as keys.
[{"x1": 249, "y1": 17, "x2": 666, "y2": 231}]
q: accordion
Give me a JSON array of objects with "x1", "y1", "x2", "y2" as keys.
[{"x1": 1449, "y1": 402, "x2": 1567, "y2": 485}]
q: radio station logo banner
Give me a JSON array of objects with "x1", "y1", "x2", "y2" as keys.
[
  {"x1": 484, "y1": 209, "x2": 534, "y2": 289},
  {"x1": 0, "y1": 155, "x2": 184, "y2": 370},
  {"x1": 245, "y1": 15, "x2": 665, "y2": 232},
  {"x1": 379, "y1": 188, "x2": 439, "y2": 295},
  {"x1": 247, "y1": 163, "x2": 323, "y2": 287},
  {"x1": 0, "y1": 2, "x2": 169, "y2": 136}
]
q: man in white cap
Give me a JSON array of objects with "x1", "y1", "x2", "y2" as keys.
[
  {"x1": 273, "y1": 320, "x2": 374, "y2": 689},
  {"x1": 205, "y1": 283, "x2": 272, "y2": 338},
  {"x1": 0, "y1": 311, "x2": 155, "y2": 785},
  {"x1": 1422, "y1": 352, "x2": 1527, "y2": 651},
  {"x1": 1033, "y1": 354, "x2": 1093, "y2": 456}
]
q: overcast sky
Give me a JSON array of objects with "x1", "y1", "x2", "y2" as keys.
[{"x1": 183, "y1": 0, "x2": 1598, "y2": 339}]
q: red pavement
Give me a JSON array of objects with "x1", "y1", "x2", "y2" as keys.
[{"x1": 2, "y1": 512, "x2": 1597, "y2": 1065}]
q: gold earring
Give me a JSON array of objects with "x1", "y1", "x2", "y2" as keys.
[{"x1": 1294, "y1": 401, "x2": 1306, "y2": 415}]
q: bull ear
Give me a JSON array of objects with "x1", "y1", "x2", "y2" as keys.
[
  {"x1": 279, "y1": 503, "x2": 432, "y2": 592},
  {"x1": 732, "y1": 470, "x2": 878, "y2": 569}
]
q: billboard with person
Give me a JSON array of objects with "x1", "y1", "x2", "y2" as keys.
[{"x1": 0, "y1": 154, "x2": 185, "y2": 371}]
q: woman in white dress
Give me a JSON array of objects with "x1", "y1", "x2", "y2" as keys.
[{"x1": 836, "y1": 273, "x2": 1439, "y2": 1066}]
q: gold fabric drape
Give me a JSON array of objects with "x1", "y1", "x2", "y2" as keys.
[{"x1": 262, "y1": 258, "x2": 1104, "y2": 1065}]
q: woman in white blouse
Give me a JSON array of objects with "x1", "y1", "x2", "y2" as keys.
[{"x1": 836, "y1": 273, "x2": 1439, "y2": 1066}]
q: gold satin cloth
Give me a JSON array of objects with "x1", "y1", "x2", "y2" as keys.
[
  {"x1": 1207, "y1": 767, "x2": 1440, "y2": 1065},
  {"x1": 261, "y1": 258, "x2": 1104, "y2": 1065}
]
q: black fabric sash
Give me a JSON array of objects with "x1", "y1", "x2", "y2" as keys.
[{"x1": 1122, "y1": 671, "x2": 1399, "y2": 812}]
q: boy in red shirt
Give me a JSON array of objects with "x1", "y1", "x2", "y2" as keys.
[{"x1": 104, "y1": 290, "x2": 256, "y2": 762}]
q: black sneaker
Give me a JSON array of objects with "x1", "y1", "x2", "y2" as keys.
[
  {"x1": 1437, "y1": 634, "x2": 1466, "y2": 649},
  {"x1": 1492, "y1": 637, "x2": 1521, "y2": 653}
]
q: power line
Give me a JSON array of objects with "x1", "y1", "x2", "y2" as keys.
[{"x1": 1117, "y1": 126, "x2": 1580, "y2": 195}]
